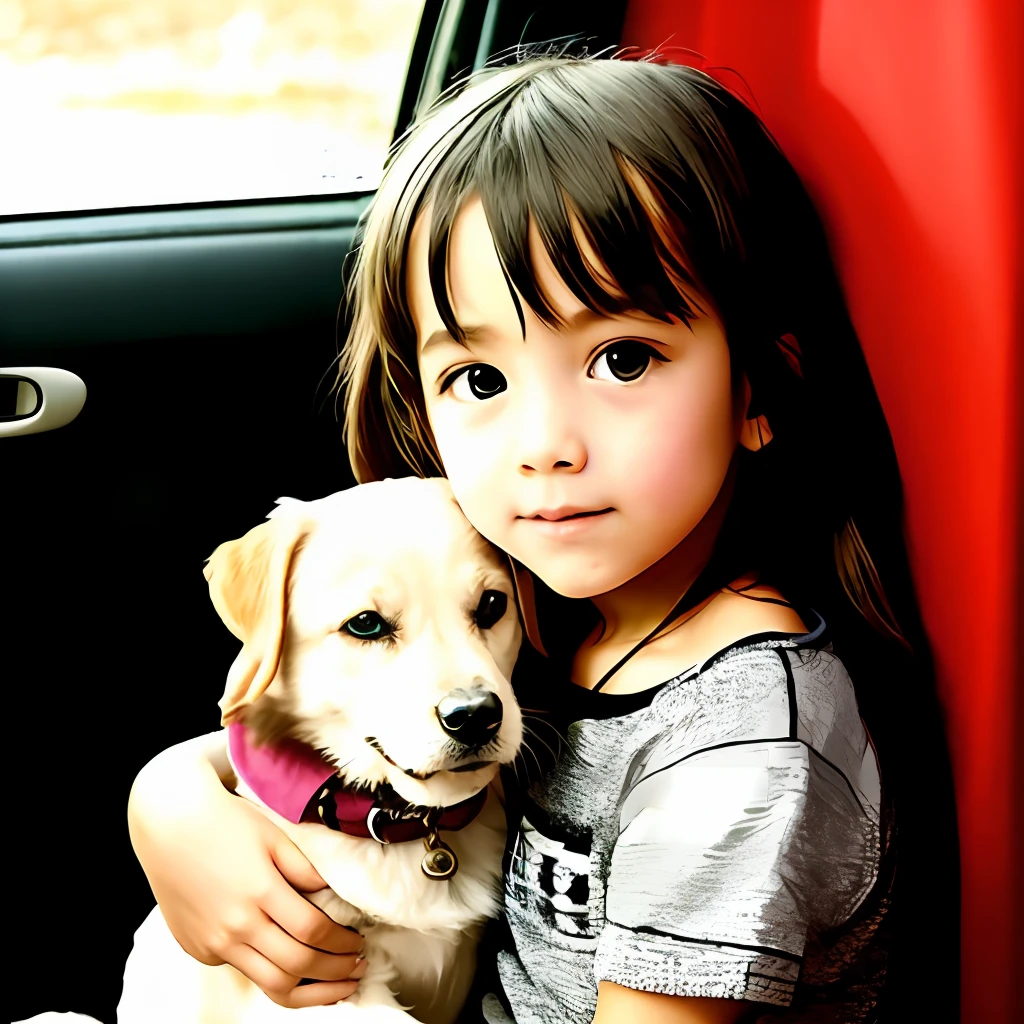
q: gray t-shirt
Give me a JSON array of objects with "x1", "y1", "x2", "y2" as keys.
[{"x1": 484, "y1": 614, "x2": 891, "y2": 1023}]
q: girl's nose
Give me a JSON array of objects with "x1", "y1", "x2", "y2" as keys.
[
  {"x1": 516, "y1": 402, "x2": 587, "y2": 474},
  {"x1": 516, "y1": 419, "x2": 589, "y2": 475}
]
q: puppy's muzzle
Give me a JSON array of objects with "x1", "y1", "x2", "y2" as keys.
[{"x1": 435, "y1": 687, "x2": 503, "y2": 750}]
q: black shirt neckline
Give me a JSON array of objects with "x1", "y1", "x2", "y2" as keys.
[{"x1": 517, "y1": 607, "x2": 828, "y2": 723}]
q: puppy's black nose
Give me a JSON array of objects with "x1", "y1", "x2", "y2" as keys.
[{"x1": 435, "y1": 687, "x2": 503, "y2": 749}]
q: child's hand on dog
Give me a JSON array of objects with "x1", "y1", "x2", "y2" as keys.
[{"x1": 128, "y1": 732, "x2": 367, "y2": 1008}]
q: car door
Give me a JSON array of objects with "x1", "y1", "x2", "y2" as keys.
[{"x1": 2, "y1": 3, "x2": 627, "y2": 1021}]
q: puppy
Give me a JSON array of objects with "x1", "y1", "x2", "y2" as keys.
[{"x1": 119, "y1": 478, "x2": 523, "y2": 1024}]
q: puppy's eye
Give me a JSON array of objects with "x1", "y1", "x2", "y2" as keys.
[
  {"x1": 474, "y1": 590, "x2": 508, "y2": 630},
  {"x1": 341, "y1": 611, "x2": 392, "y2": 641}
]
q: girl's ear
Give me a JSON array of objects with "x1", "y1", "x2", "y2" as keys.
[
  {"x1": 739, "y1": 413, "x2": 774, "y2": 451},
  {"x1": 737, "y1": 372, "x2": 774, "y2": 451},
  {"x1": 508, "y1": 556, "x2": 549, "y2": 657}
]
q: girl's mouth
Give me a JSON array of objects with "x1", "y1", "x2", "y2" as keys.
[
  {"x1": 522, "y1": 507, "x2": 614, "y2": 522},
  {"x1": 519, "y1": 508, "x2": 615, "y2": 535}
]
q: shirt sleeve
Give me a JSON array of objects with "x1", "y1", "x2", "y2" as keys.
[{"x1": 593, "y1": 649, "x2": 881, "y2": 1007}]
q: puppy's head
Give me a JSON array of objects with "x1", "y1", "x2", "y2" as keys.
[{"x1": 206, "y1": 478, "x2": 522, "y2": 807}]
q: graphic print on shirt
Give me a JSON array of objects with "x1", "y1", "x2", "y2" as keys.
[{"x1": 507, "y1": 813, "x2": 596, "y2": 942}]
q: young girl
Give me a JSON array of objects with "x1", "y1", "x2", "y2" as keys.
[{"x1": 128, "y1": 54, "x2": 958, "y2": 1023}]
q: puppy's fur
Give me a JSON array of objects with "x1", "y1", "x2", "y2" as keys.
[{"x1": 120, "y1": 479, "x2": 523, "y2": 1023}]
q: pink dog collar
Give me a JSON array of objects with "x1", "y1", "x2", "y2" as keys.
[{"x1": 227, "y1": 723, "x2": 488, "y2": 848}]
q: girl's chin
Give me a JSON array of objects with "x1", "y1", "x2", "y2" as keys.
[{"x1": 516, "y1": 560, "x2": 638, "y2": 601}]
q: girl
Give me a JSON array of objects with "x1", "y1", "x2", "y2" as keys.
[{"x1": 128, "y1": 54, "x2": 958, "y2": 1023}]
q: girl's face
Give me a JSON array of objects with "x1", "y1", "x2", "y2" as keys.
[{"x1": 410, "y1": 197, "x2": 748, "y2": 600}]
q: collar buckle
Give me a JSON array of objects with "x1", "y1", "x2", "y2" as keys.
[{"x1": 366, "y1": 802, "x2": 428, "y2": 843}]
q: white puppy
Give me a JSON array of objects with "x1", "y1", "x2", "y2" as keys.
[{"x1": 119, "y1": 478, "x2": 523, "y2": 1024}]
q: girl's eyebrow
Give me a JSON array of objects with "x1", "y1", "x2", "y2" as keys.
[
  {"x1": 420, "y1": 325, "x2": 491, "y2": 354},
  {"x1": 420, "y1": 308, "x2": 660, "y2": 355}
]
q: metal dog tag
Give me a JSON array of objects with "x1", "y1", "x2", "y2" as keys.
[{"x1": 421, "y1": 829, "x2": 458, "y2": 880}]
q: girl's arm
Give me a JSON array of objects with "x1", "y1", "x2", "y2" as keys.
[
  {"x1": 127, "y1": 731, "x2": 366, "y2": 1009},
  {"x1": 593, "y1": 983, "x2": 749, "y2": 1024}
]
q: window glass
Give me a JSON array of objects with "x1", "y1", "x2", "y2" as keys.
[{"x1": 0, "y1": 0, "x2": 423, "y2": 215}]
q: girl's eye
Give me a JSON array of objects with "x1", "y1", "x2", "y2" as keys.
[
  {"x1": 589, "y1": 340, "x2": 664, "y2": 383},
  {"x1": 442, "y1": 364, "x2": 508, "y2": 401},
  {"x1": 474, "y1": 590, "x2": 508, "y2": 629},
  {"x1": 341, "y1": 611, "x2": 393, "y2": 641}
]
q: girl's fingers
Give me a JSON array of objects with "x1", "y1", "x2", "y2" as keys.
[
  {"x1": 269, "y1": 834, "x2": 331, "y2": 895},
  {"x1": 260, "y1": 871, "x2": 365, "y2": 956},
  {"x1": 251, "y1": 914, "x2": 365, "y2": 982},
  {"x1": 230, "y1": 945, "x2": 360, "y2": 1009}
]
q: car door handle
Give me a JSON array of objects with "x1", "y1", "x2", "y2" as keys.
[{"x1": 0, "y1": 367, "x2": 87, "y2": 437}]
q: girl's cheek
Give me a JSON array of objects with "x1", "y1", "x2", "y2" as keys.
[
  {"x1": 430, "y1": 415, "x2": 504, "y2": 526},
  {"x1": 612, "y1": 388, "x2": 731, "y2": 477},
  {"x1": 599, "y1": 400, "x2": 735, "y2": 542}
]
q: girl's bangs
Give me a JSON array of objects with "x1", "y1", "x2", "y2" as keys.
[{"x1": 419, "y1": 61, "x2": 743, "y2": 342}]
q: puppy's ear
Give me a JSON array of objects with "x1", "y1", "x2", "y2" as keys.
[
  {"x1": 508, "y1": 556, "x2": 548, "y2": 658},
  {"x1": 204, "y1": 515, "x2": 308, "y2": 724}
]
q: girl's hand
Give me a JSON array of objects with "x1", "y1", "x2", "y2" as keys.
[{"x1": 128, "y1": 732, "x2": 367, "y2": 1008}]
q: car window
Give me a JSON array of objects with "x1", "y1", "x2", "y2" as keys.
[{"x1": 0, "y1": 0, "x2": 424, "y2": 216}]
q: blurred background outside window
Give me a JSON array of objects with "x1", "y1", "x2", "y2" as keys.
[{"x1": 0, "y1": 0, "x2": 424, "y2": 216}]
